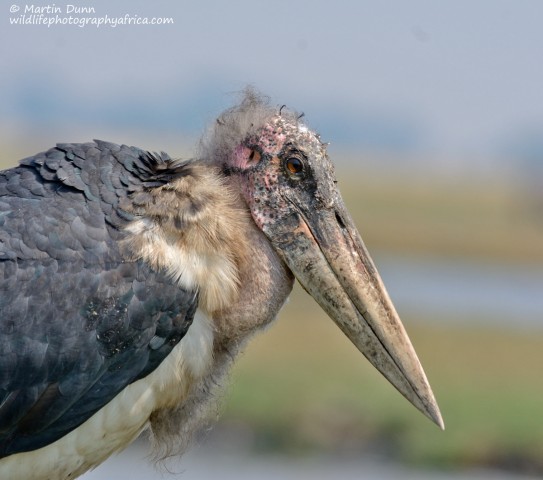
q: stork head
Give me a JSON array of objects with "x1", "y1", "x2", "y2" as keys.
[{"x1": 202, "y1": 90, "x2": 444, "y2": 429}]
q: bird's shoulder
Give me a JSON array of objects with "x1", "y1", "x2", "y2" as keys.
[{"x1": 0, "y1": 140, "x2": 195, "y2": 263}]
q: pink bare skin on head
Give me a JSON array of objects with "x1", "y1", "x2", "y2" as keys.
[
  {"x1": 231, "y1": 120, "x2": 286, "y2": 170},
  {"x1": 257, "y1": 121, "x2": 287, "y2": 155},
  {"x1": 230, "y1": 116, "x2": 328, "y2": 231}
]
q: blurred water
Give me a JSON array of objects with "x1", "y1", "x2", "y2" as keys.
[
  {"x1": 375, "y1": 253, "x2": 543, "y2": 328},
  {"x1": 83, "y1": 440, "x2": 539, "y2": 480}
]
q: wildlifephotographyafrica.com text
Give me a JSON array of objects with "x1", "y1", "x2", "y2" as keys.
[{"x1": 8, "y1": 4, "x2": 174, "y2": 28}]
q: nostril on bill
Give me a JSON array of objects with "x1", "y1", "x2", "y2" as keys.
[{"x1": 335, "y1": 210, "x2": 346, "y2": 230}]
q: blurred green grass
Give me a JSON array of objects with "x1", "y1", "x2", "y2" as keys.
[
  {"x1": 222, "y1": 287, "x2": 543, "y2": 473},
  {"x1": 334, "y1": 162, "x2": 543, "y2": 264}
]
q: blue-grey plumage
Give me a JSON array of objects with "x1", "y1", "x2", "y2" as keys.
[
  {"x1": 0, "y1": 143, "x2": 198, "y2": 455},
  {"x1": 0, "y1": 90, "x2": 443, "y2": 479}
]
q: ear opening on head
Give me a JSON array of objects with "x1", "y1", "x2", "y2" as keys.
[{"x1": 247, "y1": 149, "x2": 261, "y2": 166}]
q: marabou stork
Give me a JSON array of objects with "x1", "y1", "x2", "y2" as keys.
[{"x1": 0, "y1": 90, "x2": 443, "y2": 479}]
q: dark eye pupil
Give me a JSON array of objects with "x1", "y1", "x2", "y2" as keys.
[{"x1": 286, "y1": 157, "x2": 303, "y2": 175}]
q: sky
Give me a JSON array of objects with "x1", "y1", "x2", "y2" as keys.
[{"x1": 1, "y1": 0, "x2": 543, "y2": 167}]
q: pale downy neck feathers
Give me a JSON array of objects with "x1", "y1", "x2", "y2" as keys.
[{"x1": 122, "y1": 163, "x2": 253, "y2": 315}]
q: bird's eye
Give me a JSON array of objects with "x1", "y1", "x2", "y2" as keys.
[{"x1": 284, "y1": 156, "x2": 305, "y2": 178}]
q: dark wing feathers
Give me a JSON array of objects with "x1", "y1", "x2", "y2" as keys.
[{"x1": 0, "y1": 141, "x2": 198, "y2": 457}]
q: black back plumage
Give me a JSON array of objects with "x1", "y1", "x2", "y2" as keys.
[{"x1": 0, "y1": 141, "x2": 198, "y2": 457}]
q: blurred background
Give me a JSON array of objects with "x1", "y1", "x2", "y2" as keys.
[{"x1": 2, "y1": 1, "x2": 542, "y2": 478}]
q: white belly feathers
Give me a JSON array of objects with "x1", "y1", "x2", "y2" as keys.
[{"x1": 0, "y1": 310, "x2": 214, "y2": 480}]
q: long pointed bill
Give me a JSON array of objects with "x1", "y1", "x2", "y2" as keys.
[{"x1": 271, "y1": 193, "x2": 444, "y2": 429}]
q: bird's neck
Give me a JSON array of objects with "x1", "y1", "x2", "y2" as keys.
[{"x1": 212, "y1": 205, "x2": 295, "y2": 350}]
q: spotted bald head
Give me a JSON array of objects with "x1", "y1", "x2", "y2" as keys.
[{"x1": 200, "y1": 91, "x2": 337, "y2": 235}]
